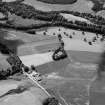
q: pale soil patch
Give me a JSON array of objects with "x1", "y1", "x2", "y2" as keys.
[
  {"x1": 46, "y1": 72, "x2": 63, "y2": 79},
  {"x1": 20, "y1": 52, "x2": 53, "y2": 67},
  {"x1": 97, "y1": 10, "x2": 105, "y2": 18},
  {"x1": 60, "y1": 13, "x2": 91, "y2": 23}
]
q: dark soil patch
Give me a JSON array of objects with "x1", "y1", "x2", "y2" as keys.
[{"x1": 37, "y1": 0, "x2": 77, "y2": 4}]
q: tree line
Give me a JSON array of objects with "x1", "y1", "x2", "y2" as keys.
[{"x1": 0, "y1": 1, "x2": 105, "y2": 35}]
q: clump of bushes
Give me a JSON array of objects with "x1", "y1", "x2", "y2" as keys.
[{"x1": 43, "y1": 97, "x2": 59, "y2": 105}]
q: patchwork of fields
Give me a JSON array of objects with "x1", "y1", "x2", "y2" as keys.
[
  {"x1": 0, "y1": 26, "x2": 101, "y2": 105},
  {"x1": 0, "y1": 0, "x2": 105, "y2": 105}
]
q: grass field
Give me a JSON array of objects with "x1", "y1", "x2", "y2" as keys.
[
  {"x1": 38, "y1": 55, "x2": 96, "y2": 105},
  {"x1": 35, "y1": 49, "x2": 98, "y2": 105},
  {"x1": 47, "y1": 80, "x2": 90, "y2": 105},
  {"x1": 36, "y1": 52, "x2": 97, "y2": 78},
  {"x1": 23, "y1": 0, "x2": 94, "y2": 13}
]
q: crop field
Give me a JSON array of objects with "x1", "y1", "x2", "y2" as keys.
[{"x1": 23, "y1": 0, "x2": 94, "y2": 13}]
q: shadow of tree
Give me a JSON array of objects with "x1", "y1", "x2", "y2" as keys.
[{"x1": 0, "y1": 29, "x2": 24, "y2": 55}]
